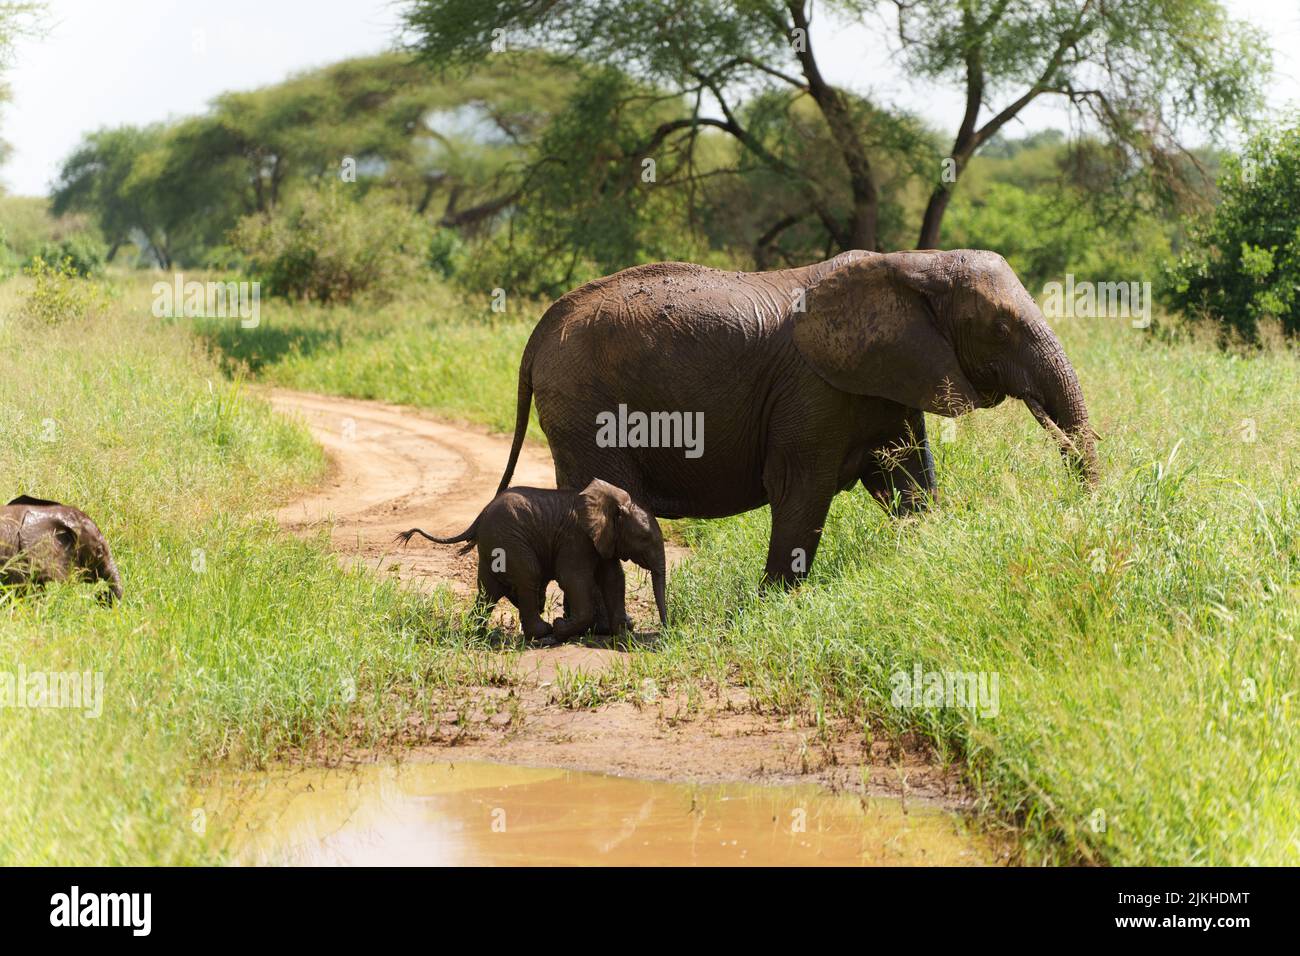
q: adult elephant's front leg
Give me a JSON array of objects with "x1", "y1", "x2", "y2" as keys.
[
  {"x1": 762, "y1": 490, "x2": 837, "y2": 586},
  {"x1": 862, "y1": 408, "x2": 936, "y2": 516},
  {"x1": 761, "y1": 456, "x2": 839, "y2": 586}
]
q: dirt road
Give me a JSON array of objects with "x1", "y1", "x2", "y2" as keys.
[
  {"x1": 267, "y1": 388, "x2": 967, "y2": 808},
  {"x1": 269, "y1": 388, "x2": 553, "y2": 596},
  {"x1": 269, "y1": 388, "x2": 679, "y2": 621}
]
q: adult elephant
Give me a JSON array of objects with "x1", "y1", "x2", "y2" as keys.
[{"x1": 493, "y1": 249, "x2": 1097, "y2": 591}]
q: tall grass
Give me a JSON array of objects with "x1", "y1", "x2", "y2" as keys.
[{"x1": 191, "y1": 279, "x2": 543, "y2": 438}]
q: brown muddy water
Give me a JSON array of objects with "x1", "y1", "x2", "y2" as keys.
[{"x1": 206, "y1": 761, "x2": 995, "y2": 866}]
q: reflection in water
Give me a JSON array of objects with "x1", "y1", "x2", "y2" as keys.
[{"x1": 207, "y1": 761, "x2": 992, "y2": 866}]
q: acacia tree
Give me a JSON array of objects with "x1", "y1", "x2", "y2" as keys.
[
  {"x1": 49, "y1": 126, "x2": 220, "y2": 267},
  {"x1": 903, "y1": 0, "x2": 1268, "y2": 247},
  {"x1": 405, "y1": 0, "x2": 890, "y2": 251},
  {"x1": 170, "y1": 53, "x2": 572, "y2": 224},
  {"x1": 403, "y1": 0, "x2": 1269, "y2": 255},
  {"x1": 50, "y1": 127, "x2": 167, "y2": 264},
  {"x1": 50, "y1": 53, "x2": 575, "y2": 267}
]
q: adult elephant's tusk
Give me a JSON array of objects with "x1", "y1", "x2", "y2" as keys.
[{"x1": 1024, "y1": 396, "x2": 1080, "y2": 457}]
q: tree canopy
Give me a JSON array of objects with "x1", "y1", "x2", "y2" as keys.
[
  {"x1": 49, "y1": 51, "x2": 576, "y2": 266},
  {"x1": 403, "y1": 0, "x2": 1269, "y2": 253}
]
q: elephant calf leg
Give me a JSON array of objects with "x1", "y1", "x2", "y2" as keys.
[
  {"x1": 552, "y1": 580, "x2": 596, "y2": 640},
  {"x1": 596, "y1": 559, "x2": 632, "y2": 634},
  {"x1": 508, "y1": 576, "x2": 552, "y2": 641},
  {"x1": 563, "y1": 569, "x2": 620, "y2": 633},
  {"x1": 468, "y1": 565, "x2": 507, "y2": 635}
]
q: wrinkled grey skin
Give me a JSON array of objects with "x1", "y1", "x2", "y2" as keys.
[
  {"x1": 397, "y1": 479, "x2": 667, "y2": 641},
  {"x1": 0, "y1": 496, "x2": 123, "y2": 603},
  {"x1": 492, "y1": 249, "x2": 1097, "y2": 591}
]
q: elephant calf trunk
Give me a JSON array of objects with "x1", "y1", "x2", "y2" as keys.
[
  {"x1": 100, "y1": 557, "x2": 124, "y2": 604},
  {"x1": 650, "y1": 558, "x2": 668, "y2": 627}
]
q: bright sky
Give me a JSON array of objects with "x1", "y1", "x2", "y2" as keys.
[{"x1": 2, "y1": 0, "x2": 1298, "y2": 196}]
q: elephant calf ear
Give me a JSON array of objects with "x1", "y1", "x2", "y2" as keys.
[
  {"x1": 576, "y1": 479, "x2": 624, "y2": 559},
  {"x1": 794, "y1": 255, "x2": 980, "y2": 416},
  {"x1": 7, "y1": 495, "x2": 63, "y2": 507}
]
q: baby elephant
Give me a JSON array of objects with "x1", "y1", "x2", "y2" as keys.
[
  {"x1": 397, "y1": 479, "x2": 667, "y2": 641},
  {"x1": 0, "y1": 496, "x2": 123, "y2": 603}
]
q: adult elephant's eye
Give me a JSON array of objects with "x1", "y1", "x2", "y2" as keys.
[{"x1": 996, "y1": 322, "x2": 1011, "y2": 340}]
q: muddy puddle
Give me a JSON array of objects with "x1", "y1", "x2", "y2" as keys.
[{"x1": 206, "y1": 760, "x2": 995, "y2": 866}]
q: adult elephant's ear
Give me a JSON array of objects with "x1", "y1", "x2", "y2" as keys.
[
  {"x1": 794, "y1": 253, "x2": 980, "y2": 415},
  {"x1": 577, "y1": 479, "x2": 627, "y2": 560}
]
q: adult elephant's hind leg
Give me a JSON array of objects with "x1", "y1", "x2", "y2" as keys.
[{"x1": 862, "y1": 409, "x2": 937, "y2": 516}]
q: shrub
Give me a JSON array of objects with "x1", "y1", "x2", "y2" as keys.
[
  {"x1": 231, "y1": 185, "x2": 430, "y2": 304},
  {"x1": 19, "y1": 256, "x2": 108, "y2": 325},
  {"x1": 427, "y1": 227, "x2": 463, "y2": 278},
  {"x1": 943, "y1": 181, "x2": 1172, "y2": 293},
  {"x1": 1166, "y1": 121, "x2": 1300, "y2": 339},
  {"x1": 31, "y1": 232, "x2": 109, "y2": 276},
  {"x1": 0, "y1": 228, "x2": 17, "y2": 279}
]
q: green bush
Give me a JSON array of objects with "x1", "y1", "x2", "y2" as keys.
[
  {"x1": 31, "y1": 232, "x2": 109, "y2": 276},
  {"x1": 1166, "y1": 121, "x2": 1300, "y2": 339},
  {"x1": 231, "y1": 185, "x2": 430, "y2": 304},
  {"x1": 943, "y1": 181, "x2": 1171, "y2": 293},
  {"x1": 427, "y1": 227, "x2": 463, "y2": 278},
  {"x1": 20, "y1": 256, "x2": 108, "y2": 325},
  {"x1": 0, "y1": 228, "x2": 16, "y2": 279}
]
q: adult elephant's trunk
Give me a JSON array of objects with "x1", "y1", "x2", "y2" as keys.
[
  {"x1": 1021, "y1": 324, "x2": 1099, "y2": 486},
  {"x1": 97, "y1": 552, "x2": 124, "y2": 604}
]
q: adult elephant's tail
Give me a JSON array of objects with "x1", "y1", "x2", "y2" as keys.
[{"x1": 494, "y1": 330, "x2": 538, "y2": 496}]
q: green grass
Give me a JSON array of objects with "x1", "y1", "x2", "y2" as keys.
[
  {"x1": 0, "y1": 277, "x2": 517, "y2": 864},
  {"x1": 191, "y1": 278, "x2": 544, "y2": 439}
]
